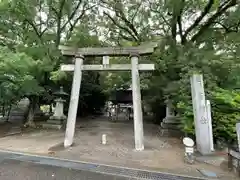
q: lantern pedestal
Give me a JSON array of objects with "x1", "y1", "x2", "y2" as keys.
[{"x1": 42, "y1": 98, "x2": 66, "y2": 130}]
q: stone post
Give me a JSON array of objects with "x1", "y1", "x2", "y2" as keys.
[
  {"x1": 53, "y1": 99, "x2": 64, "y2": 117},
  {"x1": 166, "y1": 105, "x2": 173, "y2": 117},
  {"x1": 64, "y1": 56, "x2": 83, "y2": 148},
  {"x1": 206, "y1": 100, "x2": 214, "y2": 151},
  {"x1": 190, "y1": 74, "x2": 212, "y2": 155},
  {"x1": 131, "y1": 54, "x2": 144, "y2": 151},
  {"x1": 42, "y1": 98, "x2": 66, "y2": 129},
  {"x1": 161, "y1": 100, "x2": 181, "y2": 136},
  {"x1": 236, "y1": 123, "x2": 240, "y2": 152},
  {"x1": 164, "y1": 101, "x2": 175, "y2": 122}
]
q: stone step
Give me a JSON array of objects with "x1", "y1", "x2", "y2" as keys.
[
  {"x1": 42, "y1": 123, "x2": 63, "y2": 130},
  {"x1": 159, "y1": 128, "x2": 183, "y2": 137},
  {"x1": 161, "y1": 122, "x2": 180, "y2": 130},
  {"x1": 7, "y1": 114, "x2": 47, "y2": 121},
  {"x1": 46, "y1": 120, "x2": 63, "y2": 125},
  {"x1": 6, "y1": 126, "x2": 22, "y2": 136},
  {"x1": 8, "y1": 115, "x2": 25, "y2": 121},
  {"x1": 162, "y1": 119, "x2": 180, "y2": 124},
  {"x1": 34, "y1": 115, "x2": 48, "y2": 122},
  {"x1": 162, "y1": 117, "x2": 180, "y2": 124},
  {"x1": 10, "y1": 111, "x2": 25, "y2": 115}
]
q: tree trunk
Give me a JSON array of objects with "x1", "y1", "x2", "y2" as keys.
[
  {"x1": 5, "y1": 104, "x2": 12, "y2": 122},
  {"x1": 50, "y1": 104, "x2": 53, "y2": 114},
  {"x1": 24, "y1": 97, "x2": 38, "y2": 128},
  {"x1": 2, "y1": 103, "x2": 5, "y2": 117}
]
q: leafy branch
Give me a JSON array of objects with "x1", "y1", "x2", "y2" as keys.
[{"x1": 190, "y1": 0, "x2": 238, "y2": 42}]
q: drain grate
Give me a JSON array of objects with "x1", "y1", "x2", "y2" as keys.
[
  {"x1": 137, "y1": 171, "x2": 153, "y2": 179},
  {"x1": 94, "y1": 165, "x2": 198, "y2": 180},
  {"x1": 96, "y1": 165, "x2": 138, "y2": 178}
]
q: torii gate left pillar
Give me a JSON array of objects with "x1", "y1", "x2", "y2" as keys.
[
  {"x1": 59, "y1": 44, "x2": 156, "y2": 151},
  {"x1": 64, "y1": 55, "x2": 83, "y2": 147}
]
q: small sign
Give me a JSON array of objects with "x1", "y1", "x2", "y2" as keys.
[
  {"x1": 183, "y1": 137, "x2": 195, "y2": 147},
  {"x1": 185, "y1": 147, "x2": 194, "y2": 153},
  {"x1": 102, "y1": 56, "x2": 109, "y2": 65}
]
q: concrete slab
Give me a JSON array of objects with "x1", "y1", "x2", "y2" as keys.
[{"x1": 198, "y1": 169, "x2": 218, "y2": 178}]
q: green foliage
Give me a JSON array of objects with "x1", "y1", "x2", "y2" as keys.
[
  {"x1": 177, "y1": 101, "x2": 195, "y2": 135},
  {"x1": 210, "y1": 89, "x2": 240, "y2": 143},
  {"x1": 50, "y1": 70, "x2": 67, "y2": 83},
  {"x1": 0, "y1": 0, "x2": 107, "y2": 120},
  {"x1": 210, "y1": 89, "x2": 240, "y2": 113},
  {"x1": 0, "y1": 46, "x2": 42, "y2": 114},
  {"x1": 212, "y1": 112, "x2": 239, "y2": 143},
  {"x1": 177, "y1": 88, "x2": 240, "y2": 143}
]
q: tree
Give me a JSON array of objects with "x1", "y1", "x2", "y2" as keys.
[
  {"x1": 0, "y1": 46, "x2": 42, "y2": 122},
  {"x1": 97, "y1": 0, "x2": 240, "y2": 135},
  {"x1": 0, "y1": 0, "x2": 103, "y2": 126}
]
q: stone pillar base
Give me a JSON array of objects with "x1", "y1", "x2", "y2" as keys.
[
  {"x1": 42, "y1": 116, "x2": 66, "y2": 130},
  {"x1": 160, "y1": 116, "x2": 182, "y2": 137},
  {"x1": 159, "y1": 128, "x2": 183, "y2": 137}
]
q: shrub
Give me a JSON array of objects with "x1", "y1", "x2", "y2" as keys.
[{"x1": 177, "y1": 88, "x2": 240, "y2": 144}]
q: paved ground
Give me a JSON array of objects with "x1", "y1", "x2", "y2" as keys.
[
  {"x1": 0, "y1": 159, "x2": 131, "y2": 180},
  {"x1": 0, "y1": 117, "x2": 237, "y2": 179}
]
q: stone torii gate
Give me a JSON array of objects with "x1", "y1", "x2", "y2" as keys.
[{"x1": 59, "y1": 44, "x2": 156, "y2": 151}]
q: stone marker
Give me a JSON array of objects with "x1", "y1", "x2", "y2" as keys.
[
  {"x1": 236, "y1": 123, "x2": 240, "y2": 152},
  {"x1": 102, "y1": 134, "x2": 107, "y2": 145},
  {"x1": 206, "y1": 100, "x2": 214, "y2": 151},
  {"x1": 161, "y1": 100, "x2": 181, "y2": 137},
  {"x1": 190, "y1": 74, "x2": 213, "y2": 155},
  {"x1": 228, "y1": 123, "x2": 240, "y2": 175}
]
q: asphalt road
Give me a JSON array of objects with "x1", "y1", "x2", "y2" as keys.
[
  {"x1": 0, "y1": 159, "x2": 131, "y2": 180},
  {"x1": 0, "y1": 151, "x2": 204, "y2": 180}
]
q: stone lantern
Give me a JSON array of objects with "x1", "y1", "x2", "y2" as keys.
[
  {"x1": 43, "y1": 87, "x2": 68, "y2": 129},
  {"x1": 160, "y1": 99, "x2": 181, "y2": 137}
]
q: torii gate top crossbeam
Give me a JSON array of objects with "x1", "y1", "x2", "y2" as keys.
[{"x1": 59, "y1": 42, "x2": 157, "y2": 57}]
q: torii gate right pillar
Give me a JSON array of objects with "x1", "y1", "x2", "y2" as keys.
[{"x1": 131, "y1": 54, "x2": 144, "y2": 151}]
